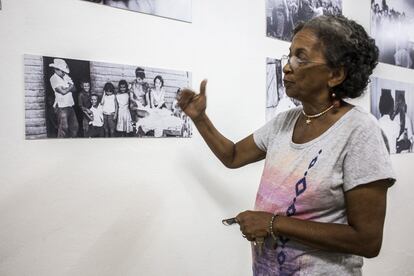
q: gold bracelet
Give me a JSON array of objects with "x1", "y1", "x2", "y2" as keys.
[{"x1": 269, "y1": 214, "x2": 278, "y2": 241}]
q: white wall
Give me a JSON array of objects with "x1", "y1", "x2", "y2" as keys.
[{"x1": 0, "y1": 0, "x2": 413, "y2": 275}]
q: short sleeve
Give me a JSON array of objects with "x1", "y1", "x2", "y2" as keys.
[
  {"x1": 253, "y1": 120, "x2": 272, "y2": 152},
  {"x1": 343, "y1": 120, "x2": 396, "y2": 191},
  {"x1": 63, "y1": 75, "x2": 73, "y2": 84},
  {"x1": 253, "y1": 108, "x2": 300, "y2": 152},
  {"x1": 50, "y1": 74, "x2": 67, "y2": 92},
  {"x1": 50, "y1": 74, "x2": 60, "y2": 91}
]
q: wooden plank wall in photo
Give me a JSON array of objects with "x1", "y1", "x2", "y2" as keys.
[{"x1": 24, "y1": 55, "x2": 47, "y2": 139}]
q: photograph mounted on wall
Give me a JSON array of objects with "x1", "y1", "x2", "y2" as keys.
[
  {"x1": 24, "y1": 54, "x2": 192, "y2": 139},
  {"x1": 266, "y1": 57, "x2": 300, "y2": 121},
  {"x1": 371, "y1": 77, "x2": 414, "y2": 154},
  {"x1": 266, "y1": 0, "x2": 342, "y2": 41},
  {"x1": 371, "y1": 0, "x2": 414, "y2": 69},
  {"x1": 83, "y1": 0, "x2": 192, "y2": 22}
]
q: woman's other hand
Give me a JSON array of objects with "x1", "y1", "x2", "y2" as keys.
[{"x1": 236, "y1": 211, "x2": 273, "y2": 241}]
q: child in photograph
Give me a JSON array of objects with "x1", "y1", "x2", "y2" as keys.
[
  {"x1": 101, "y1": 82, "x2": 118, "y2": 137},
  {"x1": 172, "y1": 88, "x2": 192, "y2": 137},
  {"x1": 116, "y1": 80, "x2": 133, "y2": 136},
  {"x1": 171, "y1": 88, "x2": 183, "y2": 117},
  {"x1": 86, "y1": 94, "x2": 104, "y2": 138},
  {"x1": 49, "y1": 58, "x2": 79, "y2": 138},
  {"x1": 148, "y1": 75, "x2": 167, "y2": 109},
  {"x1": 78, "y1": 79, "x2": 92, "y2": 137}
]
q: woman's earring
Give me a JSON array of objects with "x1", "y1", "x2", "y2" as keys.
[{"x1": 331, "y1": 92, "x2": 341, "y2": 108}]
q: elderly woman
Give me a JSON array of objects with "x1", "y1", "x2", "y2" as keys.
[{"x1": 178, "y1": 15, "x2": 395, "y2": 275}]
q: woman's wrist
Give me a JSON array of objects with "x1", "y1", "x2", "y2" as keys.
[
  {"x1": 269, "y1": 214, "x2": 278, "y2": 241},
  {"x1": 192, "y1": 112, "x2": 208, "y2": 125}
]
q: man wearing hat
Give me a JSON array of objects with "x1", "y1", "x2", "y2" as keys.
[{"x1": 49, "y1": 58, "x2": 79, "y2": 138}]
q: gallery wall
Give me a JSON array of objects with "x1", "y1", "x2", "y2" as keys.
[{"x1": 0, "y1": 0, "x2": 413, "y2": 275}]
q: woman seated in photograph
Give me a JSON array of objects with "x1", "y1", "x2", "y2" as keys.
[
  {"x1": 148, "y1": 75, "x2": 167, "y2": 109},
  {"x1": 178, "y1": 15, "x2": 395, "y2": 275}
]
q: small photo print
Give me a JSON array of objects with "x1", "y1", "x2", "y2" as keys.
[
  {"x1": 83, "y1": 0, "x2": 192, "y2": 22},
  {"x1": 24, "y1": 54, "x2": 192, "y2": 139},
  {"x1": 266, "y1": 57, "x2": 300, "y2": 121},
  {"x1": 266, "y1": 0, "x2": 342, "y2": 41},
  {"x1": 371, "y1": 77, "x2": 414, "y2": 154},
  {"x1": 371, "y1": 0, "x2": 414, "y2": 69}
]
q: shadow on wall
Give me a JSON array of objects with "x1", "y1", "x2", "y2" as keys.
[
  {"x1": 179, "y1": 151, "x2": 242, "y2": 211},
  {"x1": 66, "y1": 197, "x2": 161, "y2": 275}
]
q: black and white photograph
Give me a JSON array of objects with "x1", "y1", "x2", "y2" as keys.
[
  {"x1": 371, "y1": 77, "x2": 414, "y2": 154},
  {"x1": 83, "y1": 0, "x2": 192, "y2": 22},
  {"x1": 371, "y1": 0, "x2": 414, "y2": 69},
  {"x1": 266, "y1": 0, "x2": 342, "y2": 41},
  {"x1": 24, "y1": 54, "x2": 192, "y2": 139},
  {"x1": 266, "y1": 57, "x2": 300, "y2": 121}
]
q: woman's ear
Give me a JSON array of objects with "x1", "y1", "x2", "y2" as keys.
[{"x1": 328, "y1": 66, "x2": 346, "y2": 88}]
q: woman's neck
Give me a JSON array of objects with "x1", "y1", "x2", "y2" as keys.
[{"x1": 302, "y1": 101, "x2": 333, "y2": 115}]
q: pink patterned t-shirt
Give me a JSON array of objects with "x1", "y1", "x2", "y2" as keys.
[{"x1": 252, "y1": 106, "x2": 395, "y2": 275}]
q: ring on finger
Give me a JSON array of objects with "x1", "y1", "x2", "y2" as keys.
[{"x1": 254, "y1": 237, "x2": 265, "y2": 246}]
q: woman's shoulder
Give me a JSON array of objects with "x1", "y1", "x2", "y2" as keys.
[
  {"x1": 271, "y1": 106, "x2": 302, "y2": 120},
  {"x1": 272, "y1": 106, "x2": 302, "y2": 125},
  {"x1": 347, "y1": 105, "x2": 380, "y2": 128},
  {"x1": 263, "y1": 106, "x2": 302, "y2": 133},
  {"x1": 341, "y1": 106, "x2": 385, "y2": 141}
]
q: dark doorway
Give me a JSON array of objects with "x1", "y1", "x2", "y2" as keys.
[{"x1": 43, "y1": 56, "x2": 91, "y2": 138}]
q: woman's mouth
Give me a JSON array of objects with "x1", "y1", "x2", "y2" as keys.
[{"x1": 283, "y1": 79, "x2": 295, "y2": 87}]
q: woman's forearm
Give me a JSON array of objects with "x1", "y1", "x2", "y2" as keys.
[
  {"x1": 193, "y1": 113, "x2": 236, "y2": 168},
  {"x1": 274, "y1": 216, "x2": 382, "y2": 258},
  {"x1": 275, "y1": 183, "x2": 388, "y2": 258},
  {"x1": 238, "y1": 184, "x2": 388, "y2": 259}
]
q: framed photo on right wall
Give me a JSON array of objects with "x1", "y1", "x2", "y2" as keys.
[
  {"x1": 265, "y1": 0, "x2": 342, "y2": 41},
  {"x1": 371, "y1": 0, "x2": 414, "y2": 69},
  {"x1": 371, "y1": 77, "x2": 414, "y2": 154}
]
